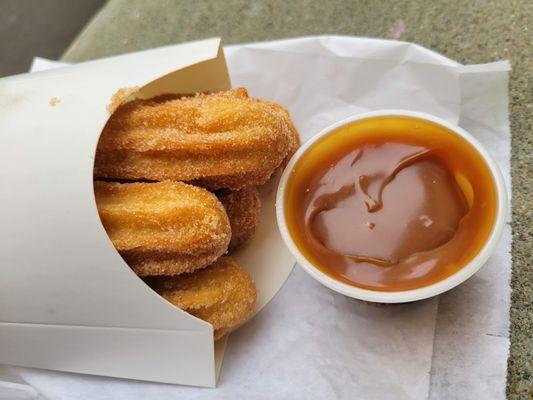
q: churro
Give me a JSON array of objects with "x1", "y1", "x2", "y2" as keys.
[
  {"x1": 94, "y1": 181, "x2": 231, "y2": 276},
  {"x1": 94, "y1": 88, "x2": 299, "y2": 190},
  {"x1": 146, "y1": 257, "x2": 257, "y2": 340},
  {"x1": 217, "y1": 187, "x2": 261, "y2": 250}
]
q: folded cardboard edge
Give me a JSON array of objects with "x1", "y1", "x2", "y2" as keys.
[
  {"x1": 214, "y1": 335, "x2": 228, "y2": 383},
  {"x1": 0, "y1": 322, "x2": 217, "y2": 387}
]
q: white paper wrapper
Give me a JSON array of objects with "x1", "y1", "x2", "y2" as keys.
[{"x1": 1, "y1": 36, "x2": 511, "y2": 400}]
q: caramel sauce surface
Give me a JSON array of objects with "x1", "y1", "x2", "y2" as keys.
[{"x1": 285, "y1": 117, "x2": 497, "y2": 291}]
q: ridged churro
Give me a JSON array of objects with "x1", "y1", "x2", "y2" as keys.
[
  {"x1": 94, "y1": 88, "x2": 299, "y2": 190},
  {"x1": 217, "y1": 187, "x2": 261, "y2": 251},
  {"x1": 94, "y1": 181, "x2": 231, "y2": 276},
  {"x1": 146, "y1": 257, "x2": 257, "y2": 340}
]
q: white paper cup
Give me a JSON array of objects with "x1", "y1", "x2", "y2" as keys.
[{"x1": 276, "y1": 110, "x2": 507, "y2": 303}]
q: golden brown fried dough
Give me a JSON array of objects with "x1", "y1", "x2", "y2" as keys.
[
  {"x1": 94, "y1": 88, "x2": 299, "y2": 190},
  {"x1": 147, "y1": 257, "x2": 257, "y2": 340},
  {"x1": 122, "y1": 250, "x2": 225, "y2": 278},
  {"x1": 94, "y1": 181, "x2": 231, "y2": 276},
  {"x1": 217, "y1": 187, "x2": 261, "y2": 251},
  {"x1": 280, "y1": 116, "x2": 301, "y2": 169}
]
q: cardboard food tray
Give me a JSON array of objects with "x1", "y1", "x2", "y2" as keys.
[{"x1": 0, "y1": 38, "x2": 295, "y2": 387}]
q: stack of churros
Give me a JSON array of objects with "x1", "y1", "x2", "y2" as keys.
[{"x1": 94, "y1": 88, "x2": 299, "y2": 339}]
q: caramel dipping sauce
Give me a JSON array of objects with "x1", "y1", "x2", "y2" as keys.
[{"x1": 284, "y1": 116, "x2": 498, "y2": 291}]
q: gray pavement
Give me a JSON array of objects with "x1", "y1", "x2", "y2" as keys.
[{"x1": 0, "y1": 0, "x2": 105, "y2": 77}]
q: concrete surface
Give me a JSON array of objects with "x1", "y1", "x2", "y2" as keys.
[
  {"x1": 59, "y1": 0, "x2": 530, "y2": 398},
  {"x1": 0, "y1": 0, "x2": 105, "y2": 77}
]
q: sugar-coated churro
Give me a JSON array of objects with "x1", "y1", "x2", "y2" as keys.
[
  {"x1": 94, "y1": 88, "x2": 299, "y2": 190},
  {"x1": 217, "y1": 187, "x2": 261, "y2": 251},
  {"x1": 94, "y1": 181, "x2": 231, "y2": 276},
  {"x1": 146, "y1": 257, "x2": 257, "y2": 340}
]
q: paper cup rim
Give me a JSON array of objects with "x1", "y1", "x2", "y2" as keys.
[{"x1": 275, "y1": 110, "x2": 507, "y2": 303}]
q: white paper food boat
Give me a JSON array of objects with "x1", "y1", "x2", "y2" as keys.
[{"x1": 0, "y1": 38, "x2": 294, "y2": 387}]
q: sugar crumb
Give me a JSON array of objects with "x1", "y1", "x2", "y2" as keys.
[{"x1": 49, "y1": 97, "x2": 60, "y2": 107}]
